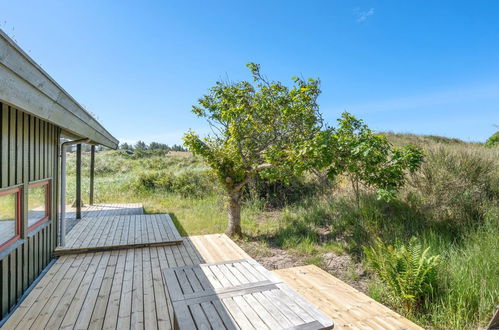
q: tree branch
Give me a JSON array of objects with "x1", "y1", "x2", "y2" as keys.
[{"x1": 232, "y1": 163, "x2": 273, "y2": 192}]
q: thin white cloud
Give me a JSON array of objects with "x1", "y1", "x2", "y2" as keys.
[{"x1": 354, "y1": 8, "x2": 375, "y2": 23}]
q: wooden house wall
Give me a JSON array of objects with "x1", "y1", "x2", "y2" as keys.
[{"x1": 0, "y1": 101, "x2": 60, "y2": 319}]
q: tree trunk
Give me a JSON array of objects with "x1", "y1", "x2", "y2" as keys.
[
  {"x1": 351, "y1": 176, "x2": 361, "y2": 209},
  {"x1": 226, "y1": 191, "x2": 242, "y2": 237}
]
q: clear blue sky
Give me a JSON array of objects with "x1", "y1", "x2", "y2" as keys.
[{"x1": 1, "y1": 1, "x2": 498, "y2": 144}]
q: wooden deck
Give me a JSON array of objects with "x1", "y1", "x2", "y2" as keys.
[
  {"x1": 63, "y1": 203, "x2": 144, "y2": 234},
  {"x1": 1, "y1": 234, "x2": 248, "y2": 330},
  {"x1": 2, "y1": 226, "x2": 422, "y2": 330},
  {"x1": 274, "y1": 265, "x2": 423, "y2": 330},
  {"x1": 0, "y1": 203, "x2": 133, "y2": 248},
  {"x1": 55, "y1": 214, "x2": 183, "y2": 255}
]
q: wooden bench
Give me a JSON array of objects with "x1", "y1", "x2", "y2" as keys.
[{"x1": 163, "y1": 259, "x2": 334, "y2": 329}]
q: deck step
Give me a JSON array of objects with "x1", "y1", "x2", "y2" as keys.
[
  {"x1": 55, "y1": 214, "x2": 183, "y2": 255},
  {"x1": 273, "y1": 265, "x2": 423, "y2": 330}
]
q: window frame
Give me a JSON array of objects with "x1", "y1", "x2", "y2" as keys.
[
  {"x1": 0, "y1": 186, "x2": 22, "y2": 251},
  {"x1": 27, "y1": 179, "x2": 51, "y2": 232}
]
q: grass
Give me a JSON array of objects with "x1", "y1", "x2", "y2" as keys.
[
  {"x1": 428, "y1": 209, "x2": 499, "y2": 328},
  {"x1": 64, "y1": 135, "x2": 499, "y2": 329}
]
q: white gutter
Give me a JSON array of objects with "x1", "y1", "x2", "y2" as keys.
[{"x1": 59, "y1": 138, "x2": 89, "y2": 246}]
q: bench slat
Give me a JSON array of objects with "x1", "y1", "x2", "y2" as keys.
[{"x1": 163, "y1": 259, "x2": 334, "y2": 330}]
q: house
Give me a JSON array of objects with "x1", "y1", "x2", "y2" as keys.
[{"x1": 0, "y1": 28, "x2": 118, "y2": 319}]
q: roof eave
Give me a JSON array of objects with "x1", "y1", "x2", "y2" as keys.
[{"x1": 0, "y1": 29, "x2": 119, "y2": 149}]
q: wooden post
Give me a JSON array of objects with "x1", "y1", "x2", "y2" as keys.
[
  {"x1": 76, "y1": 143, "x2": 81, "y2": 219},
  {"x1": 21, "y1": 113, "x2": 29, "y2": 239},
  {"x1": 89, "y1": 145, "x2": 95, "y2": 205}
]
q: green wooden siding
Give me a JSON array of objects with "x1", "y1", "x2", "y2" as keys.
[{"x1": 0, "y1": 102, "x2": 60, "y2": 319}]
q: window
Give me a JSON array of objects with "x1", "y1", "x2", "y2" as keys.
[
  {"x1": 28, "y1": 180, "x2": 50, "y2": 231},
  {"x1": 0, "y1": 187, "x2": 21, "y2": 250}
]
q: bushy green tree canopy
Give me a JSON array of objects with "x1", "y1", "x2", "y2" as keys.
[
  {"x1": 484, "y1": 131, "x2": 499, "y2": 148},
  {"x1": 183, "y1": 63, "x2": 323, "y2": 236},
  {"x1": 309, "y1": 113, "x2": 424, "y2": 203},
  {"x1": 184, "y1": 63, "x2": 424, "y2": 235}
]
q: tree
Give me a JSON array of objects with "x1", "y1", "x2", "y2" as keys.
[
  {"x1": 183, "y1": 63, "x2": 323, "y2": 236},
  {"x1": 134, "y1": 140, "x2": 148, "y2": 150},
  {"x1": 312, "y1": 112, "x2": 424, "y2": 206},
  {"x1": 171, "y1": 144, "x2": 186, "y2": 152},
  {"x1": 120, "y1": 142, "x2": 132, "y2": 150},
  {"x1": 149, "y1": 142, "x2": 170, "y2": 150},
  {"x1": 484, "y1": 130, "x2": 498, "y2": 148}
]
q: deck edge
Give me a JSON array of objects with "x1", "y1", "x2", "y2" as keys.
[{"x1": 53, "y1": 239, "x2": 183, "y2": 256}]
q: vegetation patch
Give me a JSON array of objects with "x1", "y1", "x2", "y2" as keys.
[
  {"x1": 364, "y1": 237, "x2": 440, "y2": 315},
  {"x1": 65, "y1": 131, "x2": 498, "y2": 329}
]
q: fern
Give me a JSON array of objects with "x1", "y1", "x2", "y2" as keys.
[{"x1": 364, "y1": 237, "x2": 440, "y2": 314}]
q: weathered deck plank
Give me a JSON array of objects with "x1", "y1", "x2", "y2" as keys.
[
  {"x1": 2, "y1": 234, "x2": 421, "y2": 330},
  {"x1": 2, "y1": 234, "x2": 241, "y2": 330},
  {"x1": 63, "y1": 203, "x2": 144, "y2": 234},
  {"x1": 163, "y1": 259, "x2": 333, "y2": 329},
  {"x1": 55, "y1": 214, "x2": 183, "y2": 255},
  {"x1": 273, "y1": 265, "x2": 423, "y2": 330}
]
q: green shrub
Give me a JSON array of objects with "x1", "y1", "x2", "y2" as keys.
[
  {"x1": 130, "y1": 170, "x2": 214, "y2": 197},
  {"x1": 131, "y1": 171, "x2": 159, "y2": 191},
  {"x1": 484, "y1": 131, "x2": 499, "y2": 148},
  {"x1": 364, "y1": 237, "x2": 440, "y2": 315},
  {"x1": 407, "y1": 145, "x2": 498, "y2": 228}
]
